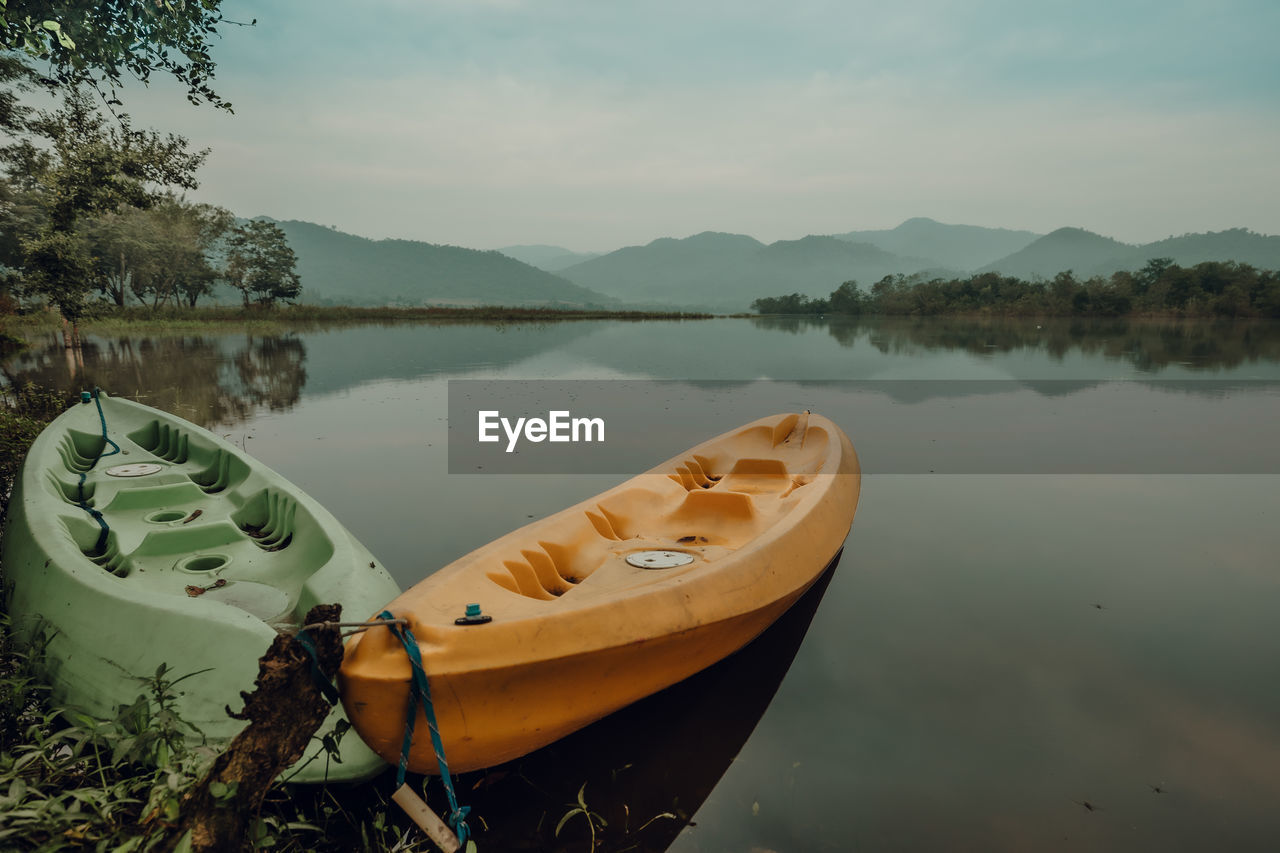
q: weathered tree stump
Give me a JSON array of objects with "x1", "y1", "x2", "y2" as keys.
[{"x1": 167, "y1": 603, "x2": 345, "y2": 852}]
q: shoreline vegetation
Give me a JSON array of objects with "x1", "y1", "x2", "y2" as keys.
[
  {"x1": 0, "y1": 304, "x2": 715, "y2": 336},
  {"x1": 4, "y1": 257, "x2": 1280, "y2": 345},
  {"x1": 750, "y1": 259, "x2": 1280, "y2": 319}
]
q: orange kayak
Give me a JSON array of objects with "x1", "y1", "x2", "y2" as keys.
[{"x1": 339, "y1": 412, "x2": 860, "y2": 773}]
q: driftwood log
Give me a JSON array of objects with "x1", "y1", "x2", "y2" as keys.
[{"x1": 166, "y1": 603, "x2": 345, "y2": 852}]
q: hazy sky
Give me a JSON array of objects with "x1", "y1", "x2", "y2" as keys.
[{"x1": 119, "y1": 0, "x2": 1280, "y2": 252}]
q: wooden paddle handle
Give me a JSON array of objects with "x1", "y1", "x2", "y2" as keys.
[{"x1": 392, "y1": 783, "x2": 461, "y2": 853}]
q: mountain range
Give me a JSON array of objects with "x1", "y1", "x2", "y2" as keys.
[
  {"x1": 257, "y1": 217, "x2": 1280, "y2": 310},
  {"x1": 549, "y1": 232, "x2": 931, "y2": 310},
  {"x1": 270, "y1": 220, "x2": 613, "y2": 307},
  {"x1": 833, "y1": 217, "x2": 1041, "y2": 271},
  {"x1": 548, "y1": 221, "x2": 1280, "y2": 309},
  {"x1": 497, "y1": 244, "x2": 602, "y2": 272}
]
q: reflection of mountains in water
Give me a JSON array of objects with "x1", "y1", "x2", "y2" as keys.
[
  {"x1": 454, "y1": 556, "x2": 842, "y2": 853},
  {"x1": 6, "y1": 317, "x2": 1277, "y2": 428},
  {"x1": 756, "y1": 315, "x2": 1280, "y2": 374}
]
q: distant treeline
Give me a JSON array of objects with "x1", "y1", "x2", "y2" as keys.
[{"x1": 750, "y1": 260, "x2": 1280, "y2": 318}]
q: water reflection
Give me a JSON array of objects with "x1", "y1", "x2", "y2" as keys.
[
  {"x1": 454, "y1": 556, "x2": 841, "y2": 852},
  {"x1": 5, "y1": 319, "x2": 1280, "y2": 433},
  {"x1": 229, "y1": 335, "x2": 307, "y2": 413},
  {"x1": 2, "y1": 333, "x2": 308, "y2": 427},
  {"x1": 755, "y1": 315, "x2": 1280, "y2": 373}
]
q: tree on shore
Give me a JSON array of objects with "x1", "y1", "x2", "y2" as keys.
[
  {"x1": 0, "y1": 89, "x2": 207, "y2": 339},
  {"x1": 1, "y1": 0, "x2": 238, "y2": 329},
  {"x1": 750, "y1": 261, "x2": 1280, "y2": 319},
  {"x1": 83, "y1": 205, "x2": 153, "y2": 307},
  {"x1": 89, "y1": 196, "x2": 233, "y2": 308},
  {"x1": 750, "y1": 292, "x2": 828, "y2": 314},
  {"x1": 828, "y1": 280, "x2": 868, "y2": 315},
  {"x1": 225, "y1": 220, "x2": 302, "y2": 307},
  {"x1": 170, "y1": 200, "x2": 234, "y2": 308}
]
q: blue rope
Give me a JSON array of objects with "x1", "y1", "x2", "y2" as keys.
[
  {"x1": 377, "y1": 610, "x2": 471, "y2": 845},
  {"x1": 76, "y1": 389, "x2": 121, "y2": 555},
  {"x1": 294, "y1": 629, "x2": 342, "y2": 706}
]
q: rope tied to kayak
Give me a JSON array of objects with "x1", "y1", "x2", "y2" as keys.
[
  {"x1": 76, "y1": 388, "x2": 121, "y2": 555},
  {"x1": 292, "y1": 619, "x2": 411, "y2": 704},
  {"x1": 293, "y1": 628, "x2": 342, "y2": 706},
  {"x1": 376, "y1": 609, "x2": 472, "y2": 846}
]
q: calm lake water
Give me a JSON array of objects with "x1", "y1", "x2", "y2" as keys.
[{"x1": 5, "y1": 316, "x2": 1280, "y2": 851}]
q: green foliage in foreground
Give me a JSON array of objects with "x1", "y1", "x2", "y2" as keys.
[
  {"x1": 0, "y1": 646, "x2": 214, "y2": 852},
  {"x1": 0, "y1": 382, "x2": 67, "y2": 518},
  {"x1": 752, "y1": 259, "x2": 1280, "y2": 318},
  {"x1": 0, "y1": 0, "x2": 234, "y2": 111},
  {"x1": 0, "y1": 615, "x2": 429, "y2": 852}
]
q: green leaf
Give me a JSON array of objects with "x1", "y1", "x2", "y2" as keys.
[
  {"x1": 555, "y1": 808, "x2": 583, "y2": 837},
  {"x1": 172, "y1": 830, "x2": 194, "y2": 853}
]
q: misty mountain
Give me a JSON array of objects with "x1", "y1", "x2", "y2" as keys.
[
  {"x1": 835, "y1": 217, "x2": 1041, "y2": 270},
  {"x1": 499, "y1": 244, "x2": 602, "y2": 272},
  {"x1": 1140, "y1": 228, "x2": 1280, "y2": 270},
  {"x1": 977, "y1": 228, "x2": 1138, "y2": 278},
  {"x1": 251, "y1": 218, "x2": 1280, "y2": 310},
  {"x1": 558, "y1": 232, "x2": 926, "y2": 310},
  {"x1": 977, "y1": 227, "x2": 1280, "y2": 279},
  {"x1": 272, "y1": 221, "x2": 614, "y2": 306}
]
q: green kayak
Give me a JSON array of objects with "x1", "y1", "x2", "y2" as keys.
[{"x1": 1, "y1": 390, "x2": 402, "y2": 783}]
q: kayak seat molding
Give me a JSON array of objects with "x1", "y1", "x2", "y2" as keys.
[
  {"x1": 48, "y1": 424, "x2": 326, "y2": 591},
  {"x1": 485, "y1": 420, "x2": 833, "y2": 603}
]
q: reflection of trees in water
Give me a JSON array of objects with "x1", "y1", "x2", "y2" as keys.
[
  {"x1": 750, "y1": 316, "x2": 1280, "y2": 372},
  {"x1": 230, "y1": 335, "x2": 307, "y2": 413},
  {"x1": 1, "y1": 333, "x2": 307, "y2": 427},
  {"x1": 745, "y1": 316, "x2": 829, "y2": 336}
]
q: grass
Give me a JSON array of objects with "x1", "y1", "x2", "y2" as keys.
[
  {"x1": 0, "y1": 612, "x2": 431, "y2": 851},
  {"x1": 0, "y1": 304, "x2": 715, "y2": 336},
  {"x1": 0, "y1": 384, "x2": 70, "y2": 520}
]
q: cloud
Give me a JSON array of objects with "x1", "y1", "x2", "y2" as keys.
[{"x1": 112, "y1": 0, "x2": 1280, "y2": 249}]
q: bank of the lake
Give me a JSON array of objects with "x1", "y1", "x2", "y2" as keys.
[{"x1": 1, "y1": 304, "x2": 716, "y2": 336}]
